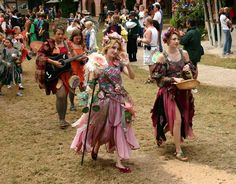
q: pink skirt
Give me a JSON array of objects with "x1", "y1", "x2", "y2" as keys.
[{"x1": 71, "y1": 96, "x2": 140, "y2": 160}]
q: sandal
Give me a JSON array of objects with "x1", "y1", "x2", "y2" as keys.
[
  {"x1": 114, "y1": 165, "x2": 131, "y2": 173},
  {"x1": 70, "y1": 105, "x2": 76, "y2": 111},
  {"x1": 144, "y1": 79, "x2": 152, "y2": 84},
  {"x1": 175, "y1": 151, "x2": 188, "y2": 162},
  {"x1": 59, "y1": 121, "x2": 70, "y2": 129}
]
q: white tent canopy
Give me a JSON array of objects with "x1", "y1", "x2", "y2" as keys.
[{"x1": 46, "y1": 0, "x2": 60, "y2": 4}]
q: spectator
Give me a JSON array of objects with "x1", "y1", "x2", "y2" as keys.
[
  {"x1": 180, "y1": 19, "x2": 202, "y2": 78},
  {"x1": 126, "y1": 11, "x2": 140, "y2": 62},
  {"x1": 138, "y1": 16, "x2": 158, "y2": 84},
  {"x1": 220, "y1": 7, "x2": 233, "y2": 56}
]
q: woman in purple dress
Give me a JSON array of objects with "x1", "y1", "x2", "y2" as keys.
[
  {"x1": 151, "y1": 27, "x2": 196, "y2": 161},
  {"x1": 71, "y1": 35, "x2": 139, "y2": 173}
]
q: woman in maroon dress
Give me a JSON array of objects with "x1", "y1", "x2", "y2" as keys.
[
  {"x1": 151, "y1": 27, "x2": 196, "y2": 161},
  {"x1": 35, "y1": 25, "x2": 71, "y2": 129}
]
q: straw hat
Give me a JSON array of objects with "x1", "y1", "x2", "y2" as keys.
[
  {"x1": 82, "y1": 10, "x2": 90, "y2": 15},
  {"x1": 175, "y1": 79, "x2": 200, "y2": 90},
  {"x1": 30, "y1": 41, "x2": 43, "y2": 52}
]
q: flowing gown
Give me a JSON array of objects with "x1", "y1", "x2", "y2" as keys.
[
  {"x1": 151, "y1": 49, "x2": 196, "y2": 145},
  {"x1": 71, "y1": 61, "x2": 140, "y2": 160}
]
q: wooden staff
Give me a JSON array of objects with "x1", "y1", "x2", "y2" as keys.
[{"x1": 81, "y1": 79, "x2": 97, "y2": 165}]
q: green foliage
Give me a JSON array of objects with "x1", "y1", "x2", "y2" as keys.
[
  {"x1": 171, "y1": 0, "x2": 204, "y2": 29},
  {"x1": 59, "y1": 0, "x2": 77, "y2": 17}
]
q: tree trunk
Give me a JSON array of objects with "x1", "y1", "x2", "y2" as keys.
[
  {"x1": 203, "y1": 0, "x2": 212, "y2": 45},
  {"x1": 207, "y1": 0, "x2": 216, "y2": 46},
  {"x1": 214, "y1": 0, "x2": 221, "y2": 47}
]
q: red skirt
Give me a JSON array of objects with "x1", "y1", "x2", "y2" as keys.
[{"x1": 151, "y1": 87, "x2": 195, "y2": 144}]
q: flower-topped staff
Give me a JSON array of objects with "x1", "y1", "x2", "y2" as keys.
[{"x1": 78, "y1": 52, "x2": 108, "y2": 165}]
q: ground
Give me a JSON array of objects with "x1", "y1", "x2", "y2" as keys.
[{"x1": 0, "y1": 55, "x2": 236, "y2": 183}]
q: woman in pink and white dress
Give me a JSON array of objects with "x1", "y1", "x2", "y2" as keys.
[{"x1": 71, "y1": 33, "x2": 139, "y2": 173}]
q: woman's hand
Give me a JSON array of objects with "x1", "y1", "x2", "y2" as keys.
[
  {"x1": 119, "y1": 52, "x2": 129, "y2": 66},
  {"x1": 179, "y1": 30, "x2": 185, "y2": 37},
  {"x1": 182, "y1": 64, "x2": 190, "y2": 72},
  {"x1": 53, "y1": 60, "x2": 63, "y2": 68},
  {"x1": 173, "y1": 77, "x2": 184, "y2": 83}
]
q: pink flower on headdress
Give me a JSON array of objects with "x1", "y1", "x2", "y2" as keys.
[
  {"x1": 163, "y1": 27, "x2": 179, "y2": 43},
  {"x1": 108, "y1": 32, "x2": 123, "y2": 40},
  {"x1": 102, "y1": 35, "x2": 111, "y2": 47},
  {"x1": 102, "y1": 32, "x2": 125, "y2": 47}
]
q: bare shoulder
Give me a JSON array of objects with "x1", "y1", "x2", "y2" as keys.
[
  {"x1": 182, "y1": 49, "x2": 190, "y2": 61},
  {"x1": 156, "y1": 53, "x2": 165, "y2": 64}
]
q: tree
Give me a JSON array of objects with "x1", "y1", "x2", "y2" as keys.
[
  {"x1": 59, "y1": 0, "x2": 77, "y2": 17},
  {"x1": 170, "y1": 0, "x2": 205, "y2": 30},
  {"x1": 202, "y1": 0, "x2": 225, "y2": 47}
]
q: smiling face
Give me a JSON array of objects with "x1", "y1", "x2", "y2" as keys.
[
  {"x1": 167, "y1": 33, "x2": 180, "y2": 48},
  {"x1": 54, "y1": 29, "x2": 64, "y2": 43},
  {"x1": 72, "y1": 35, "x2": 82, "y2": 45},
  {"x1": 106, "y1": 42, "x2": 120, "y2": 59}
]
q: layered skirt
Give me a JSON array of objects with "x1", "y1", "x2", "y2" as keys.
[
  {"x1": 151, "y1": 87, "x2": 194, "y2": 145},
  {"x1": 71, "y1": 94, "x2": 140, "y2": 160}
]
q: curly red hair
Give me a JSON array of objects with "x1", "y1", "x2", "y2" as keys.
[{"x1": 163, "y1": 27, "x2": 180, "y2": 44}]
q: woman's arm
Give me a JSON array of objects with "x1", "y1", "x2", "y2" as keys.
[
  {"x1": 139, "y1": 29, "x2": 151, "y2": 44},
  {"x1": 119, "y1": 52, "x2": 135, "y2": 79},
  {"x1": 152, "y1": 54, "x2": 177, "y2": 87},
  {"x1": 46, "y1": 57, "x2": 63, "y2": 68},
  {"x1": 123, "y1": 64, "x2": 135, "y2": 79},
  {"x1": 182, "y1": 50, "x2": 196, "y2": 78}
]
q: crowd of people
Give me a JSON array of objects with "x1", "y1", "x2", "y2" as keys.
[{"x1": 1, "y1": 0, "x2": 232, "y2": 174}]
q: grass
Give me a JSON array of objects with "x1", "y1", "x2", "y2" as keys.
[
  {"x1": 0, "y1": 59, "x2": 236, "y2": 183},
  {"x1": 201, "y1": 54, "x2": 236, "y2": 69}
]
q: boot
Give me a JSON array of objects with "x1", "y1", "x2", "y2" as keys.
[{"x1": 132, "y1": 53, "x2": 137, "y2": 62}]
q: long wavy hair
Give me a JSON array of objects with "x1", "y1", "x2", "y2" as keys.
[{"x1": 102, "y1": 39, "x2": 124, "y2": 55}]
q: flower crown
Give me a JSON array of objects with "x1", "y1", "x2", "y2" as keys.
[
  {"x1": 162, "y1": 27, "x2": 179, "y2": 43},
  {"x1": 102, "y1": 32, "x2": 125, "y2": 47}
]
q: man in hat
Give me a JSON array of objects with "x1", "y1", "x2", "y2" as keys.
[{"x1": 127, "y1": 11, "x2": 140, "y2": 62}]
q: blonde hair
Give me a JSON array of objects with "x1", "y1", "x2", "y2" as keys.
[
  {"x1": 85, "y1": 21, "x2": 93, "y2": 28},
  {"x1": 102, "y1": 39, "x2": 124, "y2": 54}
]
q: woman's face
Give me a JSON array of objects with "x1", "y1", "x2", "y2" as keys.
[
  {"x1": 106, "y1": 43, "x2": 120, "y2": 59},
  {"x1": 54, "y1": 29, "x2": 64, "y2": 42},
  {"x1": 72, "y1": 35, "x2": 82, "y2": 45},
  {"x1": 168, "y1": 33, "x2": 180, "y2": 48},
  {"x1": 43, "y1": 42, "x2": 50, "y2": 51},
  {"x1": 4, "y1": 40, "x2": 12, "y2": 48}
]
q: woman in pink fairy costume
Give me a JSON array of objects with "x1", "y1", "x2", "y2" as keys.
[{"x1": 71, "y1": 32, "x2": 139, "y2": 173}]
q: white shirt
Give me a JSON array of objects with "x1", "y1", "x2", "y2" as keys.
[
  {"x1": 153, "y1": 11, "x2": 162, "y2": 24},
  {"x1": 220, "y1": 14, "x2": 230, "y2": 30},
  {"x1": 138, "y1": 11, "x2": 145, "y2": 28}
]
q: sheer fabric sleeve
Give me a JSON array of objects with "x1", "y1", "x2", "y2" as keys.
[{"x1": 152, "y1": 62, "x2": 173, "y2": 87}]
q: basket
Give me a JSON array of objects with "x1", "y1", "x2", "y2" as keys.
[{"x1": 175, "y1": 79, "x2": 200, "y2": 90}]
